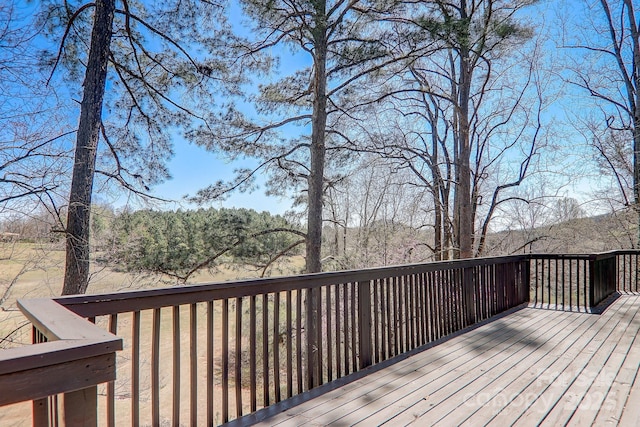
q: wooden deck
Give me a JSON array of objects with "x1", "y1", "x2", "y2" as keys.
[{"x1": 252, "y1": 294, "x2": 640, "y2": 426}]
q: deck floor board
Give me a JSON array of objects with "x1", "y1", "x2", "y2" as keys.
[
  {"x1": 254, "y1": 295, "x2": 640, "y2": 427},
  {"x1": 432, "y1": 309, "x2": 593, "y2": 426}
]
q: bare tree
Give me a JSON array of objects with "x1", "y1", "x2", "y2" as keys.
[
  {"x1": 350, "y1": 0, "x2": 547, "y2": 259},
  {"x1": 324, "y1": 156, "x2": 434, "y2": 269},
  {"x1": 0, "y1": 2, "x2": 72, "y2": 219},
  {"x1": 562, "y1": 0, "x2": 640, "y2": 244},
  {"x1": 422, "y1": 0, "x2": 545, "y2": 258}
]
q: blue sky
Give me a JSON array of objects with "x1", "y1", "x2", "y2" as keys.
[
  {"x1": 156, "y1": 2, "x2": 327, "y2": 216},
  {"x1": 141, "y1": 5, "x2": 312, "y2": 216},
  {"x1": 146, "y1": 143, "x2": 293, "y2": 215}
]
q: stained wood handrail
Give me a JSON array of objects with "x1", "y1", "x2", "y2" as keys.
[
  {"x1": 45, "y1": 254, "x2": 531, "y2": 425},
  {"x1": 54, "y1": 254, "x2": 530, "y2": 317},
  {"x1": 0, "y1": 299, "x2": 122, "y2": 406},
  {"x1": 528, "y1": 251, "x2": 636, "y2": 311}
]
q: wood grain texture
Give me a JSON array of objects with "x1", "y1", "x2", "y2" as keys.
[{"x1": 0, "y1": 354, "x2": 115, "y2": 406}]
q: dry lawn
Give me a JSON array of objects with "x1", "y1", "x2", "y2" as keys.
[{"x1": 0, "y1": 242, "x2": 304, "y2": 426}]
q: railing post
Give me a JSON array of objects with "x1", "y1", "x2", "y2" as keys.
[
  {"x1": 33, "y1": 398, "x2": 49, "y2": 427},
  {"x1": 306, "y1": 287, "x2": 320, "y2": 389},
  {"x1": 358, "y1": 280, "x2": 372, "y2": 370},
  {"x1": 63, "y1": 386, "x2": 97, "y2": 427},
  {"x1": 607, "y1": 255, "x2": 617, "y2": 296},
  {"x1": 32, "y1": 327, "x2": 51, "y2": 427},
  {"x1": 589, "y1": 257, "x2": 596, "y2": 309},
  {"x1": 463, "y1": 267, "x2": 475, "y2": 327},
  {"x1": 521, "y1": 258, "x2": 531, "y2": 304}
]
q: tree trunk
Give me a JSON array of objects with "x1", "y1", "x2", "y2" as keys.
[
  {"x1": 452, "y1": 130, "x2": 460, "y2": 259},
  {"x1": 62, "y1": 0, "x2": 115, "y2": 296},
  {"x1": 634, "y1": 113, "x2": 640, "y2": 248},
  {"x1": 431, "y1": 134, "x2": 443, "y2": 261},
  {"x1": 434, "y1": 191, "x2": 442, "y2": 261},
  {"x1": 629, "y1": 2, "x2": 640, "y2": 247},
  {"x1": 343, "y1": 191, "x2": 349, "y2": 257},
  {"x1": 457, "y1": 112, "x2": 472, "y2": 258},
  {"x1": 305, "y1": 0, "x2": 328, "y2": 391},
  {"x1": 306, "y1": 9, "x2": 328, "y2": 274},
  {"x1": 442, "y1": 189, "x2": 452, "y2": 260},
  {"x1": 457, "y1": 1, "x2": 473, "y2": 259}
]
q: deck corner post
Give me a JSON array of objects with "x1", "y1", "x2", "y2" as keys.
[
  {"x1": 358, "y1": 280, "x2": 372, "y2": 370},
  {"x1": 607, "y1": 255, "x2": 618, "y2": 296},
  {"x1": 522, "y1": 258, "x2": 531, "y2": 304},
  {"x1": 590, "y1": 254, "x2": 617, "y2": 309},
  {"x1": 33, "y1": 398, "x2": 49, "y2": 427},
  {"x1": 63, "y1": 386, "x2": 97, "y2": 427},
  {"x1": 589, "y1": 257, "x2": 596, "y2": 309}
]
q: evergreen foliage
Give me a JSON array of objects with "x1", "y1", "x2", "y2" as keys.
[{"x1": 109, "y1": 207, "x2": 304, "y2": 281}]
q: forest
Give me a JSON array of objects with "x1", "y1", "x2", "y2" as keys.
[{"x1": 2, "y1": 0, "x2": 640, "y2": 297}]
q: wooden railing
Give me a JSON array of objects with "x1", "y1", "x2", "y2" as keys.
[
  {"x1": 0, "y1": 299, "x2": 121, "y2": 426},
  {"x1": 529, "y1": 251, "x2": 634, "y2": 312},
  {"x1": 1, "y1": 250, "x2": 637, "y2": 425},
  {"x1": 529, "y1": 254, "x2": 592, "y2": 311},
  {"x1": 614, "y1": 250, "x2": 640, "y2": 293}
]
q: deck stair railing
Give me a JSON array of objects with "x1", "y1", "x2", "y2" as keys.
[{"x1": 0, "y1": 250, "x2": 637, "y2": 426}]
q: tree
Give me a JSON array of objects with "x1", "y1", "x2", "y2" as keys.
[
  {"x1": 0, "y1": 1, "x2": 71, "y2": 220},
  {"x1": 190, "y1": 0, "x2": 410, "y2": 274},
  {"x1": 324, "y1": 156, "x2": 434, "y2": 269},
  {"x1": 110, "y1": 207, "x2": 304, "y2": 282},
  {"x1": 61, "y1": 0, "x2": 115, "y2": 296},
  {"x1": 186, "y1": 2, "x2": 421, "y2": 390},
  {"x1": 562, "y1": 0, "x2": 640, "y2": 245},
  {"x1": 353, "y1": 0, "x2": 545, "y2": 259},
  {"x1": 43, "y1": 0, "x2": 223, "y2": 294},
  {"x1": 551, "y1": 197, "x2": 584, "y2": 224}
]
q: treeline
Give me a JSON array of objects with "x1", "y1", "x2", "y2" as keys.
[{"x1": 102, "y1": 208, "x2": 304, "y2": 282}]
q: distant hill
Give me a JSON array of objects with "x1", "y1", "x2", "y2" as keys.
[{"x1": 483, "y1": 209, "x2": 637, "y2": 256}]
